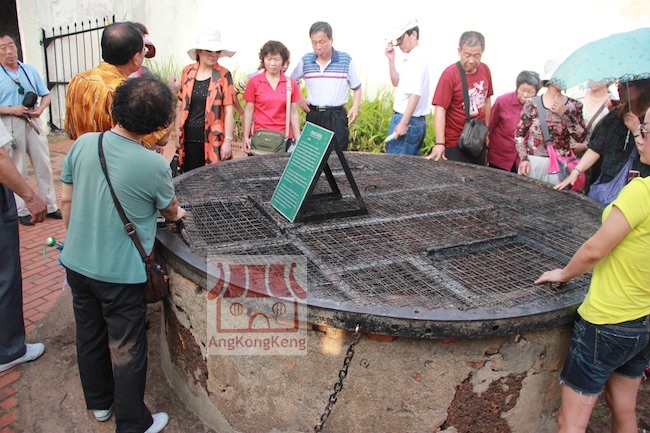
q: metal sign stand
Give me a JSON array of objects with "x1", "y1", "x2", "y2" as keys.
[{"x1": 294, "y1": 143, "x2": 368, "y2": 223}]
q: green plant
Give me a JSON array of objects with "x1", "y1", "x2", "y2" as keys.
[
  {"x1": 144, "y1": 56, "x2": 181, "y2": 83},
  {"x1": 230, "y1": 73, "x2": 437, "y2": 155},
  {"x1": 345, "y1": 84, "x2": 436, "y2": 156}
]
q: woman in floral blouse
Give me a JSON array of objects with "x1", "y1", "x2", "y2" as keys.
[{"x1": 514, "y1": 58, "x2": 586, "y2": 184}]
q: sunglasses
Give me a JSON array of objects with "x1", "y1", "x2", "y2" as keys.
[
  {"x1": 202, "y1": 49, "x2": 222, "y2": 54},
  {"x1": 13, "y1": 78, "x2": 25, "y2": 95}
]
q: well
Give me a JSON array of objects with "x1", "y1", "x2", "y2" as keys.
[{"x1": 156, "y1": 153, "x2": 602, "y2": 433}]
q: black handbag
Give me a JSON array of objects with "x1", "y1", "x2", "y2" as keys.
[
  {"x1": 98, "y1": 132, "x2": 169, "y2": 303},
  {"x1": 456, "y1": 62, "x2": 488, "y2": 158}
]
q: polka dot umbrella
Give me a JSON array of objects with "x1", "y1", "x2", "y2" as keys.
[{"x1": 548, "y1": 27, "x2": 650, "y2": 92}]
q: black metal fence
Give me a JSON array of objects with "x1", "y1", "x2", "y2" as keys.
[{"x1": 41, "y1": 15, "x2": 114, "y2": 131}]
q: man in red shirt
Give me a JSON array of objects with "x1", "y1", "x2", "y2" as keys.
[{"x1": 427, "y1": 31, "x2": 493, "y2": 165}]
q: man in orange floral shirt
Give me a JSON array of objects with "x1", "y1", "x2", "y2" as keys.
[{"x1": 65, "y1": 22, "x2": 169, "y2": 150}]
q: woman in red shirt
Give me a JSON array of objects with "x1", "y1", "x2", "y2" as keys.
[
  {"x1": 243, "y1": 41, "x2": 302, "y2": 154},
  {"x1": 487, "y1": 70, "x2": 541, "y2": 172}
]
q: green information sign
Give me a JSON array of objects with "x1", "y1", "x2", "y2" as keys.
[{"x1": 271, "y1": 122, "x2": 334, "y2": 222}]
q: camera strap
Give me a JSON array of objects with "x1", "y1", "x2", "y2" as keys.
[
  {"x1": 1, "y1": 63, "x2": 37, "y2": 94},
  {"x1": 1, "y1": 64, "x2": 41, "y2": 135}
]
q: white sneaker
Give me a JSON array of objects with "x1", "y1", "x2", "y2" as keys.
[
  {"x1": 92, "y1": 404, "x2": 113, "y2": 422},
  {"x1": 0, "y1": 343, "x2": 45, "y2": 373},
  {"x1": 145, "y1": 412, "x2": 169, "y2": 433}
]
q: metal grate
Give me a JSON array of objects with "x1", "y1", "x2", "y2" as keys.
[
  {"x1": 163, "y1": 153, "x2": 605, "y2": 336},
  {"x1": 181, "y1": 198, "x2": 280, "y2": 249}
]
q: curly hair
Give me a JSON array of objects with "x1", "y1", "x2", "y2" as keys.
[
  {"x1": 257, "y1": 40, "x2": 290, "y2": 70},
  {"x1": 111, "y1": 76, "x2": 174, "y2": 135}
]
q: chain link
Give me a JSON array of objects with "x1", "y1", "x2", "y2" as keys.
[{"x1": 314, "y1": 324, "x2": 361, "y2": 432}]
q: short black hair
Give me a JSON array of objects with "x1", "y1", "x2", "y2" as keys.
[
  {"x1": 516, "y1": 70, "x2": 541, "y2": 93},
  {"x1": 112, "y1": 76, "x2": 174, "y2": 135},
  {"x1": 405, "y1": 27, "x2": 419, "y2": 40},
  {"x1": 101, "y1": 22, "x2": 143, "y2": 66},
  {"x1": 258, "y1": 40, "x2": 290, "y2": 69},
  {"x1": 309, "y1": 22, "x2": 332, "y2": 39},
  {"x1": 459, "y1": 31, "x2": 485, "y2": 51},
  {"x1": 0, "y1": 31, "x2": 17, "y2": 42},
  {"x1": 129, "y1": 22, "x2": 149, "y2": 36}
]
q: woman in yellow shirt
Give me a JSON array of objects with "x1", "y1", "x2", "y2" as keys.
[{"x1": 535, "y1": 106, "x2": 650, "y2": 433}]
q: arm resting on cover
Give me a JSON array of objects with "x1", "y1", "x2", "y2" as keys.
[
  {"x1": 534, "y1": 206, "x2": 631, "y2": 284},
  {"x1": 160, "y1": 196, "x2": 185, "y2": 222}
]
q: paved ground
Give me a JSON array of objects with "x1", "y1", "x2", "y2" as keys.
[
  {"x1": 0, "y1": 135, "x2": 647, "y2": 433},
  {"x1": 0, "y1": 136, "x2": 247, "y2": 433}
]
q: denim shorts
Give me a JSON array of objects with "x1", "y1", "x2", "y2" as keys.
[{"x1": 559, "y1": 314, "x2": 650, "y2": 396}]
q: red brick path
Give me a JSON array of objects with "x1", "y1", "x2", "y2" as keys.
[
  {"x1": 0, "y1": 138, "x2": 70, "y2": 433},
  {"x1": 0, "y1": 137, "x2": 248, "y2": 433}
]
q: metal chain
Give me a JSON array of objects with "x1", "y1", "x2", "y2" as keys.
[{"x1": 314, "y1": 324, "x2": 362, "y2": 432}]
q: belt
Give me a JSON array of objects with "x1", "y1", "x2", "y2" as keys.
[
  {"x1": 393, "y1": 111, "x2": 425, "y2": 119},
  {"x1": 309, "y1": 105, "x2": 344, "y2": 112}
]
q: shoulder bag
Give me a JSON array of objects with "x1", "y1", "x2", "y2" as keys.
[
  {"x1": 456, "y1": 62, "x2": 489, "y2": 158},
  {"x1": 250, "y1": 77, "x2": 292, "y2": 155},
  {"x1": 588, "y1": 143, "x2": 637, "y2": 206},
  {"x1": 535, "y1": 96, "x2": 585, "y2": 192},
  {"x1": 98, "y1": 132, "x2": 170, "y2": 303}
]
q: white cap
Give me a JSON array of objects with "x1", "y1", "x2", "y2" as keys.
[{"x1": 388, "y1": 19, "x2": 419, "y2": 43}]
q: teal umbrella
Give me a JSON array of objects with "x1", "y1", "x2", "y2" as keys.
[{"x1": 549, "y1": 27, "x2": 650, "y2": 91}]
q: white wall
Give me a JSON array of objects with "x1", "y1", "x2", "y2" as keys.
[{"x1": 14, "y1": 0, "x2": 650, "y2": 122}]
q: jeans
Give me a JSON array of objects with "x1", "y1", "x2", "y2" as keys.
[
  {"x1": 559, "y1": 314, "x2": 650, "y2": 396},
  {"x1": 386, "y1": 113, "x2": 426, "y2": 155}
]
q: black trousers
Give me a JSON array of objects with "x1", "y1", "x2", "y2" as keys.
[
  {"x1": 0, "y1": 184, "x2": 26, "y2": 364},
  {"x1": 445, "y1": 145, "x2": 487, "y2": 166},
  {"x1": 66, "y1": 268, "x2": 153, "y2": 433},
  {"x1": 306, "y1": 107, "x2": 350, "y2": 151}
]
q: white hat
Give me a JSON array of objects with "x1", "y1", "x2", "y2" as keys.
[
  {"x1": 187, "y1": 29, "x2": 236, "y2": 60},
  {"x1": 540, "y1": 55, "x2": 567, "y2": 89},
  {"x1": 388, "y1": 19, "x2": 419, "y2": 43}
]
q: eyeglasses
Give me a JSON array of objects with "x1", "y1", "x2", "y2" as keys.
[
  {"x1": 13, "y1": 78, "x2": 24, "y2": 95},
  {"x1": 639, "y1": 123, "x2": 649, "y2": 139}
]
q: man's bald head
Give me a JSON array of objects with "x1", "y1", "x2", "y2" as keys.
[{"x1": 101, "y1": 22, "x2": 143, "y2": 66}]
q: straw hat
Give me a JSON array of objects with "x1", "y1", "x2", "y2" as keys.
[{"x1": 187, "y1": 29, "x2": 236, "y2": 60}]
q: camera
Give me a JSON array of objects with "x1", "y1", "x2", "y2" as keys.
[{"x1": 22, "y1": 91, "x2": 38, "y2": 109}]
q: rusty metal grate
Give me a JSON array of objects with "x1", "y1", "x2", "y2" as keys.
[
  {"x1": 163, "y1": 153, "x2": 605, "y2": 337},
  {"x1": 181, "y1": 198, "x2": 280, "y2": 249}
]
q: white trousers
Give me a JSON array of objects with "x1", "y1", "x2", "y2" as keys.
[{"x1": 1, "y1": 115, "x2": 58, "y2": 216}]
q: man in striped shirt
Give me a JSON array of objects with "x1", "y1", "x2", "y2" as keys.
[{"x1": 291, "y1": 21, "x2": 362, "y2": 151}]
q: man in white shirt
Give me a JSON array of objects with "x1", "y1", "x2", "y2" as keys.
[{"x1": 384, "y1": 19, "x2": 431, "y2": 155}]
